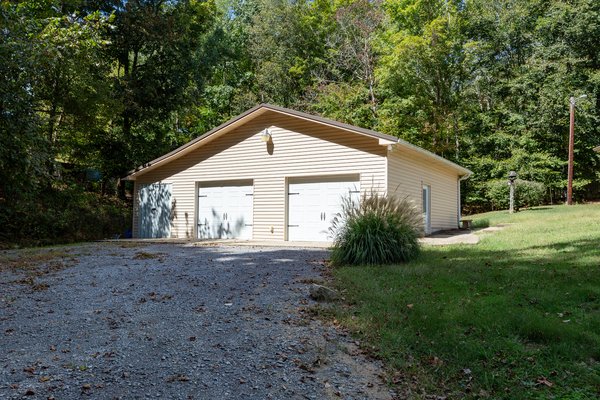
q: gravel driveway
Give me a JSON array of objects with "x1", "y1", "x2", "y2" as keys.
[{"x1": 0, "y1": 243, "x2": 393, "y2": 400}]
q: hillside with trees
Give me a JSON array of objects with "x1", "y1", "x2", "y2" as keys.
[{"x1": 1, "y1": 0, "x2": 599, "y2": 244}]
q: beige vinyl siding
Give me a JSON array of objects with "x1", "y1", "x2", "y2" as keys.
[
  {"x1": 133, "y1": 111, "x2": 387, "y2": 239},
  {"x1": 387, "y1": 147, "x2": 459, "y2": 231}
]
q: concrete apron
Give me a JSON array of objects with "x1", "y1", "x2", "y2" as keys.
[
  {"x1": 103, "y1": 238, "x2": 332, "y2": 249},
  {"x1": 192, "y1": 239, "x2": 332, "y2": 249},
  {"x1": 106, "y1": 228, "x2": 499, "y2": 248},
  {"x1": 105, "y1": 225, "x2": 509, "y2": 248}
]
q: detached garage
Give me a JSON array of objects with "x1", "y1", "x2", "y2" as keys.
[{"x1": 124, "y1": 104, "x2": 471, "y2": 241}]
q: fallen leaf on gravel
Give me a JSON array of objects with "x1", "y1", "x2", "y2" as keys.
[
  {"x1": 49, "y1": 345, "x2": 56, "y2": 351},
  {"x1": 166, "y1": 374, "x2": 190, "y2": 382},
  {"x1": 10, "y1": 383, "x2": 18, "y2": 389},
  {"x1": 32, "y1": 283, "x2": 49, "y2": 291},
  {"x1": 23, "y1": 366, "x2": 35, "y2": 374},
  {"x1": 24, "y1": 389, "x2": 35, "y2": 396},
  {"x1": 81, "y1": 383, "x2": 91, "y2": 390},
  {"x1": 39, "y1": 376, "x2": 50, "y2": 382},
  {"x1": 133, "y1": 252, "x2": 164, "y2": 260},
  {"x1": 239, "y1": 378, "x2": 246, "y2": 384}
]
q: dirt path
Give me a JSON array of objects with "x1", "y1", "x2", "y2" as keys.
[{"x1": 0, "y1": 243, "x2": 393, "y2": 400}]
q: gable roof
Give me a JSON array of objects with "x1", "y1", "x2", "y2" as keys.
[{"x1": 123, "y1": 104, "x2": 472, "y2": 180}]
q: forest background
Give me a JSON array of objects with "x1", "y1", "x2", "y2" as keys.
[{"x1": 1, "y1": 0, "x2": 599, "y2": 244}]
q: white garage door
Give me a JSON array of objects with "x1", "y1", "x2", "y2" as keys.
[
  {"x1": 288, "y1": 177, "x2": 360, "y2": 242},
  {"x1": 139, "y1": 183, "x2": 172, "y2": 238},
  {"x1": 197, "y1": 181, "x2": 253, "y2": 240}
]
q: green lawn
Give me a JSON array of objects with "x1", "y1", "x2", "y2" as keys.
[{"x1": 331, "y1": 204, "x2": 600, "y2": 399}]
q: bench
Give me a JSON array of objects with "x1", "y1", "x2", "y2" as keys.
[{"x1": 460, "y1": 219, "x2": 473, "y2": 230}]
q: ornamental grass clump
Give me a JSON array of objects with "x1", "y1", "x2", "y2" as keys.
[{"x1": 329, "y1": 191, "x2": 422, "y2": 266}]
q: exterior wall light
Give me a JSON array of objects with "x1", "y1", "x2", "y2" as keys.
[{"x1": 260, "y1": 129, "x2": 272, "y2": 142}]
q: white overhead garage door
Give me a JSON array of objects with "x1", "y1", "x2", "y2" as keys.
[
  {"x1": 139, "y1": 183, "x2": 172, "y2": 238},
  {"x1": 197, "y1": 181, "x2": 253, "y2": 240},
  {"x1": 288, "y1": 176, "x2": 360, "y2": 242}
]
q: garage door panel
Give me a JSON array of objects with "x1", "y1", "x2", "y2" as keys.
[
  {"x1": 288, "y1": 177, "x2": 359, "y2": 242},
  {"x1": 198, "y1": 182, "x2": 253, "y2": 240}
]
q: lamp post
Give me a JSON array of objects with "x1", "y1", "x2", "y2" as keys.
[
  {"x1": 508, "y1": 171, "x2": 517, "y2": 214},
  {"x1": 567, "y1": 94, "x2": 587, "y2": 205}
]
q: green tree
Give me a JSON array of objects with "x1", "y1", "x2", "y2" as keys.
[
  {"x1": 309, "y1": 0, "x2": 384, "y2": 128},
  {"x1": 377, "y1": 0, "x2": 466, "y2": 158},
  {"x1": 460, "y1": 0, "x2": 600, "y2": 206},
  {"x1": 96, "y1": 0, "x2": 215, "y2": 184},
  {"x1": 0, "y1": 1, "x2": 111, "y2": 199}
]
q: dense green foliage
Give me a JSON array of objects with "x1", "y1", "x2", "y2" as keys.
[
  {"x1": 330, "y1": 192, "x2": 421, "y2": 265},
  {"x1": 0, "y1": 186, "x2": 131, "y2": 248},
  {"x1": 1, "y1": 0, "x2": 599, "y2": 243},
  {"x1": 486, "y1": 179, "x2": 546, "y2": 210},
  {"x1": 331, "y1": 205, "x2": 600, "y2": 398}
]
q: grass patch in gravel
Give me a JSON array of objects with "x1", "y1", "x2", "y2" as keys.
[
  {"x1": 0, "y1": 247, "x2": 79, "y2": 290},
  {"x1": 330, "y1": 204, "x2": 600, "y2": 399},
  {"x1": 0, "y1": 249, "x2": 71, "y2": 271}
]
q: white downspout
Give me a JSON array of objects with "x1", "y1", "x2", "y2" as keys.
[{"x1": 457, "y1": 173, "x2": 472, "y2": 227}]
